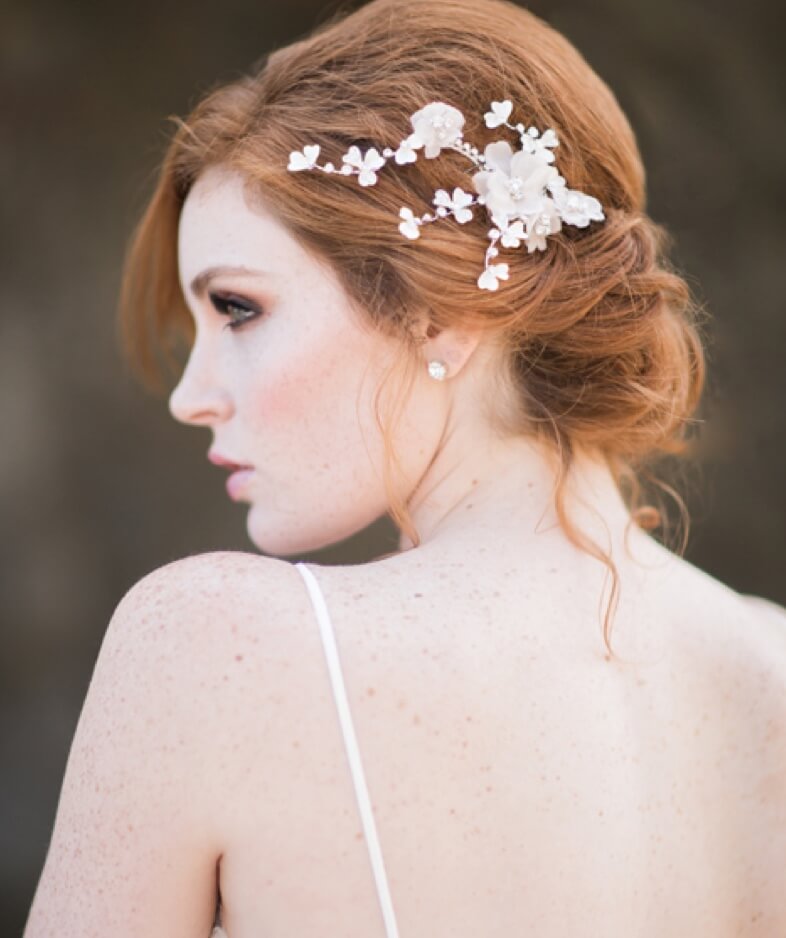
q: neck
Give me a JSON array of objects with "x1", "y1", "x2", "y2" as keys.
[{"x1": 397, "y1": 433, "x2": 632, "y2": 558}]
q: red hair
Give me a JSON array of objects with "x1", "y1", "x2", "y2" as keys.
[{"x1": 120, "y1": 0, "x2": 705, "y2": 656}]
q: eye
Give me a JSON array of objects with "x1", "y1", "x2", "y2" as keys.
[{"x1": 208, "y1": 292, "x2": 263, "y2": 330}]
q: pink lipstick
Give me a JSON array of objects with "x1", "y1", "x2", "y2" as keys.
[{"x1": 208, "y1": 450, "x2": 255, "y2": 500}]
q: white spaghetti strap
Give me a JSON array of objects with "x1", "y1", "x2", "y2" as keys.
[{"x1": 294, "y1": 562, "x2": 401, "y2": 938}]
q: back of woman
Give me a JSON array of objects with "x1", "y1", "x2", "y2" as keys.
[
  {"x1": 23, "y1": 0, "x2": 786, "y2": 935},
  {"x1": 193, "y1": 540, "x2": 783, "y2": 936}
]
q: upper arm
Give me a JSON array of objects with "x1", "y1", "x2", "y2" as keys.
[{"x1": 24, "y1": 551, "x2": 291, "y2": 938}]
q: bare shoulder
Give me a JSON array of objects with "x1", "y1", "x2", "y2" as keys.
[
  {"x1": 735, "y1": 590, "x2": 786, "y2": 711},
  {"x1": 701, "y1": 574, "x2": 786, "y2": 684},
  {"x1": 25, "y1": 552, "x2": 311, "y2": 934},
  {"x1": 742, "y1": 593, "x2": 786, "y2": 630},
  {"x1": 108, "y1": 550, "x2": 307, "y2": 655},
  {"x1": 114, "y1": 550, "x2": 299, "y2": 620},
  {"x1": 100, "y1": 551, "x2": 311, "y2": 741},
  {"x1": 665, "y1": 556, "x2": 786, "y2": 693},
  {"x1": 663, "y1": 560, "x2": 786, "y2": 804},
  {"x1": 636, "y1": 540, "x2": 784, "y2": 664}
]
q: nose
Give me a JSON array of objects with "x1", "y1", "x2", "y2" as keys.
[{"x1": 168, "y1": 345, "x2": 234, "y2": 427}]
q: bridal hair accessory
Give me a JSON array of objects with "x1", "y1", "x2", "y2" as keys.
[{"x1": 287, "y1": 100, "x2": 605, "y2": 292}]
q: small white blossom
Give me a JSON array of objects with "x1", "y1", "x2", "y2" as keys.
[
  {"x1": 552, "y1": 187, "x2": 605, "y2": 227},
  {"x1": 484, "y1": 100, "x2": 513, "y2": 129},
  {"x1": 285, "y1": 99, "x2": 604, "y2": 293},
  {"x1": 287, "y1": 145, "x2": 321, "y2": 171},
  {"x1": 547, "y1": 174, "x2": 567, "y2": 194},
  {"x1": 519, "y1": 127, "x2": 559, "y2": 163},
  {"x1": 410, "y1": 102, "x2": 465, "y2": 158},
  {"x1": 398, "y1": 207, "x2": 421, "y2": 240},
  {"x1": 394, "y1": 133, "x2": 422, "y2": 165},
  {"x1": 499, "y1": 220, "x2": 526, "y2": 248},
  {"x1": 477, "y1": 263, "x2": 510, "y2": 292},
  {"x1": 433, "y1": 187, "x2": 475, "y2": 224},
  {"x1": 342, "y1": 146, "x2": 386, "y2": 186}
]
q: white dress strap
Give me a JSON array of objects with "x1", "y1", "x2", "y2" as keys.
[{"x1": 294, "y1": 562, "x2": 401, "y2": 938}]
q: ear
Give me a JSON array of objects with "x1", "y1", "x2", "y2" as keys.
[{"x1": 417, "y1": 320, "x2": 484, "y2": 378}]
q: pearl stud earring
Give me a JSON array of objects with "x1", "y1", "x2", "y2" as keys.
[{"x1": 427, "y1": 360, "x2": 448, "y2": 381}]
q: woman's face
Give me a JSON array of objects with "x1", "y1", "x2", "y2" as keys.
[{"x1": 171, "y1": 166, "x2": 447, "y2": 555}]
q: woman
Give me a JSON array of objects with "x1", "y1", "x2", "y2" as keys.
[{"x1": 24, "y1": 0, "x2": 786, "y2": 934}]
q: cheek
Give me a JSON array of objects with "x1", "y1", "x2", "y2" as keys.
[
  {"x1": 244, "y1": 369, "x2": 309, "y2": 425},
  {"x1": 237, "y1": 321, "x2": 378, "y2": 448}
]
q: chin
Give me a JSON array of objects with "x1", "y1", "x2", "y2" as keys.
[
  {"x1": 245, "y1": 509, "x2": 297, "y2": 557},
  {"x1": 244, "y1": 504, "x2": 330, "y2": 557},
  {"x1": 244, "y1": 500, "x2": 382, "y2": 558}
]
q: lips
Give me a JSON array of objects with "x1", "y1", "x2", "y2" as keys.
[
  {"x1": 208, "y1": 450, "x2": 255, "y2": 500},
  {"x1": 208, "y1": 450, "x2": 254, "y2": 472}
]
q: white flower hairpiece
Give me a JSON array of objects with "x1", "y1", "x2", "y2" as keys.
[{"x1": 287, "y1": 99, "x2": 605, "y2": 291}]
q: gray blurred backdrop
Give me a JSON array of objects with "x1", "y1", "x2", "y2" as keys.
[{"x1": 2, "y1": 0, "x2": 784, "y2": 930}]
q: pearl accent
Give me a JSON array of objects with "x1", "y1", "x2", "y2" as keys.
[
  {"x1": 427, "y1": 360, "x2": 448, "y2": 381},
  {"x1": 508, "y1": 176, "x2": 524, "y2": 199}
]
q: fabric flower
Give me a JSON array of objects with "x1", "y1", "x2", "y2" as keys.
[
  {"x1": 477, "y1": 263, "x2": 510, "y2": 291},
  {"x1": 484, "y1": 100, "x2": 513, "y2": 129},
  {"x1": 524, "y1": 203, "x2": 562, "y2": 252},
  {"x1": 342, "y1": 146, "x2": 386, "y2": 186},
  {"x1": 394, "y1": 133, "x2": 423, "y2": 165},
  {"x1": 285, "y1": 99, "x2": 605, "y2": 294},
  {"x1": 410, "y1": 102, "x2": 465, "y2": 158},
  {"x1": 472, "y1": 141, "x2": 560, "y2": 225},
  {"x1": 287, "y1": 145, "x2": 321, "y2": 171},
  {"x1": 520, "y1": 127, "x2": 559, "y2": 163},
  {"x1": 433, "y1": 187, "x2": 475, "y2": 224},
  {"x1": 551, "y1": 187, "x2": 605, "y2": 227},
  {"x1": 499, "y1": 219, "x2": 526, "y2": 248},
  {"x1": 398, "y1": 207, "x2": 421, "y2": 240}
]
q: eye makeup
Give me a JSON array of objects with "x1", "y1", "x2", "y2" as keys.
[{"x1": 208, "y1": 291, "x2": 263, "y2": 330}]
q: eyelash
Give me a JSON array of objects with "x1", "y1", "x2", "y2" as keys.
[{"x1": 208, "y1": 292, "x2": 263, "y2": 331}]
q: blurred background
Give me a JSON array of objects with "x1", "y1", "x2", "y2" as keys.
[{"x1": 1, "y1": 0, "x2": 784, "y2": 930}]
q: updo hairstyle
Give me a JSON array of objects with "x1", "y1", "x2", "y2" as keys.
[{"x1": 120, "y1": 0, "x2": 705, "y2": 655}]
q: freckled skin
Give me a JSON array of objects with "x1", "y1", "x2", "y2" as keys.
[
  {"x1": 23, "y1": 166, "x2": 786, "y2": 937},
  {"x1": 169, "y1": 167, "x2": 460, "y2": 558}
]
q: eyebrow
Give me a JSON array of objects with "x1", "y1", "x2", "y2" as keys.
[{"x1": 189, "y1": 265, "x2": 273, "y2": 297}]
